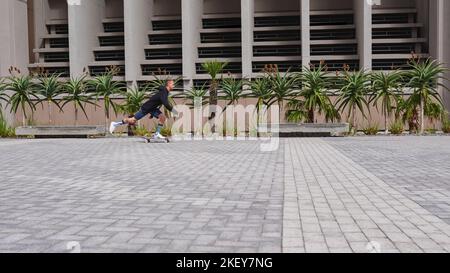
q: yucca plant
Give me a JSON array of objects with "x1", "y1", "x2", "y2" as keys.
[
  {"x1": 285, "y1": 99, "x2": 308, "y2": 123},
  {"x1": 89, "y1": 67, "x2": 124, "y2": 130},
  {"x1": 6, "y1": 67, "x2": 39, "y2": 126},
  {"x1": 184, "y1": 85, "x2": 209, "y2": 109},
  {"x1": 35, "y1": 73, "x2": 64, "y2": 125},
  {"x1": 0, "y1": 114, "x2": 15, "y2": 138},
  {"x1": 220, "y1": 75, "x2": 244, "y2": 109},
  {"x1": 295, "y1": 63, "x2": 339, "y2": 123},
  {"x1": 201, "y1": 60, "x2": 228, "y2": 132},
  {"x1": 119, "y1": 85, "x2": 147, "y2": 135},
  {"x1": 406, "y1": 58, "x2": 448, "y2": 134},
  {"x1": 370, "y1": 70, "x2": 404, "y2": 134},
  {"x1": 336, "y1": 68, "x2": 371, "y2": 129},
  {"x1": 265, "y1": 67, "x2": 296, "y2": 119},
  {"x1": 249, "y1": 76, "x2": 272, "y2": 134},
  {"x1": 62, "y1": 75, "x2": 97, "y2": 126}
]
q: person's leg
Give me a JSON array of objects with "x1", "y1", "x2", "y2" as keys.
[
  {"x1": 155, "y1": 113, "x2": 166, "y2": 135},
  {"x1": 110, "y1": 109, "x2": 147, "y2": 133}
]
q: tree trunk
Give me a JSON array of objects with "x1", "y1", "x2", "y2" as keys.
[
  {"x1": 48, "y1": 101, "x2": 52, "y2": 125},
  {"x1": 74, "y1": 104, "x2": 78, "y2": 126},
  {"x1": 209, "y1": 81, "x2": 218, "y2": 134},
  {"x1": 308, "y1": 109, "x2": 314, "y2": 124},
  {"x1": 384, "y1": 108, "x2": 388, "y2": 134},
  {"x1": 420, "y1": 96, "x2": 425, "y2": 134},
  {"x1": 352, "y1": 105, "x2": 357, "y2": 130}
]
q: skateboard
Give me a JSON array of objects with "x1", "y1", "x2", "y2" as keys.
[{"x1": 142, "y1": 136, "x2": 170, "y2": 143}]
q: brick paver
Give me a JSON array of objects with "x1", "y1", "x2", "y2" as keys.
[{"x1": 0, "y1": 136, "x2": 449, "y2": 253}]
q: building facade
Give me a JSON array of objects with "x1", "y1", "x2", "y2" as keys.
[{"x1": 1, "y1": 0, "x2": 450, "y2": 125}]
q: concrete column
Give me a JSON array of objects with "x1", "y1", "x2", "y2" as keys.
[
  {"x1": 300, "y1": 0, "x2": 310, "y2": 68},
  {"x1": 124, "y1": 0, "x2": 152, "y2": 86},
  {"x1": 429, "y1": 0, "x2": 450, "y2": 112},
  {"x1": 68, "y1": 0, "x2": 104, "y2": 77},
  {"x1": 0, "y1": 0, "x2": 29, "y2": 125},
  {"x1": 241, "y1": 0, "x2": 254, "y2": 79},
  {"x1": 354, "y1": 0, "x2": 372, "y2": 70},
  {"x1": 182, "y1": 0, "x2": 203, "y2": 90}
]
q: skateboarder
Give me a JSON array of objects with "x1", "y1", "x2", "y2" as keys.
[{"x1": 109, "y1": 79, "x2": 178, "y2": 139}]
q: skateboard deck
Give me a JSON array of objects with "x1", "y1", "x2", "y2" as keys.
[{"x1": 142, "y1": 136, "x2": 170, "y2": 143}]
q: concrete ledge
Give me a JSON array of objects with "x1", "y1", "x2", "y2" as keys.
[
  {"x1": 15, "y1": 126, "x2": 106, "y2": 138},
  {"x1": 279, "y1": 123, "x2": 350, "y2": 137}
]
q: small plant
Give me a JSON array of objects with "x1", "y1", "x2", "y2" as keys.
[
  {"x1": 389, "y1": 120, "x2": 404, "y2": 135},
  {"x1": 134, "y1": 126, "x2": 150, "y2": 137},
  {"x1": 425, "y1": 128, "x2": 437, "y2": 134},
  {"x1": 0, "y1": 115, "x2": 15, "y2": 138},
  {"x1": 362, "y1": 123, "x2": 379, "y2": 136},
  {"x1": 442, "y1": 119, "x2": 450, "y2": 134}
]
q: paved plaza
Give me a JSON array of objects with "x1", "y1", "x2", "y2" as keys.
[{"x1": 0, "y1": 136, "x2": 449, "y2": 253}]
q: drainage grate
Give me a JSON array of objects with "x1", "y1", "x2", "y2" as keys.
[
  {"x1": 310, "y1": 14, "x2": 354, "y2": 26},
  {"x1": 142, "y1": 64, "x2": 183, "y2": 75},
  {"x1": 372, "y1": 13, "x2": 411, "y2": 24},
  {"x1": 198, "y1": 47, "x2": 242, "y2": 58},
  {"x1": 310, "y1": 60, "x2": 359, "y2": 71},
  {"x1": 103, "y1": 22, "x2": 124, "y2": 33},
  {"x1": 43, "y1": 52, "x2": 70, "y2": 62},
  {"x1": 372, "y1": 28, "x2": 413, "y2": 39},
  {"x1": 89, "y1": 65, "x2": 125, "y2": 76},
  {"x1": 372, "y1": 44, "x2": 416, "y2": 54},
  {"x1": 310, "y1": 29, "x2": 355, "y2": 40},
  {"x1": 311, "y1": 44, "x2": 357, "y2": 56},
  {"x1": 145, "y1": 48, "x2": 182, "y2": 60},
  {"x1": 94, "y1": 50, "x2": 125, "y2": 61},
  {"x1": 203, "y1": 18, "x2": 241, "y2": 29},
  {"x1": 49, "y1": 38, "x2": 69, "y2": 48},
  {"x1": 254, "y1": 30, "x2": 300, "y2": 42},
  {"x1": 254, "y1": 45, "x2": 301, "y2": 57},
  {"x1": 201, "y1": 32, "x2": 242, "y2": 43},
  {"x1": 149, "y1": 34, "x2": 182, "y2": 45},
  {"x1": 372, "y1": 59, "x2": 410, "y2": 70},
  {"x1": 152, "y1": 20, "x2": 182, "y2": 31},
  {"x1": 196, "y1": 62, "x2": 242, "y2": 74},
  {"x1": 252, "y1": 61, "x2": 302, "y2": 73},
  {"x1": 99, "y1": 36, "x2": 125, "y2": 47},
  {"x1": 254, "y1": 16, "x2": 300, "y2": 27}
]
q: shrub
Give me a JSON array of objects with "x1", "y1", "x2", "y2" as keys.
[
  {"x1": 389, "y1": 120, "x2": 404, "y2": 135},
  {"x1": 362, "y1": 124, "x2": 379, "y2": 136},
  {"x1": 442, "y1": 119, "x2": 450, "y2": 134},
  {"x1": 134, "y1": 126, "x2": 150, "y2": 137},
  {"x1": 0, "y1": 116, "x2": 15, "y2": 138}
]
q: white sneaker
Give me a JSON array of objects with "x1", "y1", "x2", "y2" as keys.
[
  {"x1": 153, "y1": 132, "x2": 166, "y2": 139},
  {"x1": 109, "y1": 122, "x2": 122, "y2": 134}
]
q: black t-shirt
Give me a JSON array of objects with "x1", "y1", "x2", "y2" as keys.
[{"x1": 141, "y1": 86, "x2": 173, "y2": 113}]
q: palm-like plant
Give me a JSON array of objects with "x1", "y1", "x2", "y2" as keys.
[
  {"x1": 249, "y1": 76, "x2": 272, "y2": 132},
  {"x1": 62, "y1": 75, "x2": 97, "y2": 126},
  {"x1": 266, "y1": 69, "x2": 296, "y2": 119},
  {"x1": 370, "y1": 70, "x2": 404, "y2": 133},
  {"x1": 89, "y1": 67, "x2": 124, "y2": 129},
  {"x1": 36, "y1": 73, "x2": 64, "y2": 125},
  {"x1": 406, "y1": 58, "x2": 448, "y2": 134},
  {"x1": 184, "y1": 85, "x2": 209, "y2": 108},
  {"x1": 336, "y1": 69, "x2": 371, "y2": 129},
  {"x1": 119, "y1": 85, "x2": 147, "y2": 135},
  {"x1": 296, "y1": 64, "x2": 338, "y2": 123},
  {"x1": 201, "y1": 60, "x2": 228, "y2": 132},
  {"x1": 220, "y1": 75, "x2": 244, "y2": 109},
  {"x1": 6, "y1": 68, "x2": 39, "y2": 126}
]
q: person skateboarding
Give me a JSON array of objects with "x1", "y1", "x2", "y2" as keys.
[{"x1": 109, "y1": 79, "x2": 178, "y2": 140}]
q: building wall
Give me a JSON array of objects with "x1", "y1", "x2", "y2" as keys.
[{"x1": 2, "y1": 0, "x2": 450, "y2": 128}]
